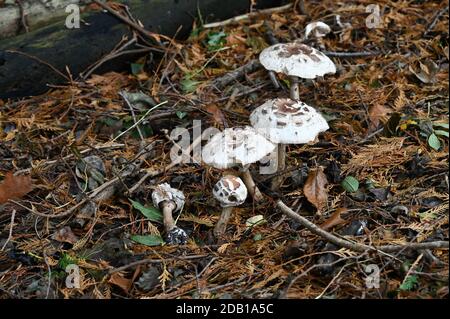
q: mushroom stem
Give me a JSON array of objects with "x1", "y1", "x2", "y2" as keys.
[
  {"x1": 317, "y1": 38, "x2": 325, "y2": 51},
  {"x1": 161, "y1": 201, "x2": 176, "y2": 232},
  {"x1": 240, "y1": 169, "x2": 264, "y2": 202},
  {"x1": 289, "y1": 76, "x2": 300, "y2": 100},
  {"x1": 213, "y1": 206, "x2": 234, "y2": 237},
  {"x1": 268, "y1": 71, "x2": 280, "y2": 89},
  {"x1": 271, "y1": 143, "x2": 286, "y2": 190}
]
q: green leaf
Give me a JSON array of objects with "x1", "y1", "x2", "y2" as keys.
[
  {"x1": 206, "y1": 31, "x2": 226, "y2": 50},
  {"x1": 433, "y1": 122, "x2": 449, "y2": 130},
  {"x1": 58, "y1": 253, "x2": 78, "y2": 270},
  {"x1": 427, "y1": 133, "x2": 441, "y2": 151},
  {"x1": 245, "y1": 215, "x2": 266, "y2": 230},
  {"x1": 176, "y1": 111, "x2": 188, "y2": 119},
  {"x1": 131, "y1": 235, "x2": 164, "y2": 247},
  {"x1": 253, "y1": 233, "x2": 263, "y2": 241},
  {"x1": 341, "y1": 176, "x2": 359, "y2": 193},
  {"x1": 181, "y1": 76, "x2": 201, "y2": 93},
  {"x1": 399, "y1": 275, "x2": 418, "y2": 291},
  {"x1": 370, "y1": 79, "x2": 382, "y2": 88},
  {"x1": 131, "y1": 63, "x2": 144, "y2": 75},
  {"x1": 129, "y1": 199, "x2": 163, "y2": 223},
  {"x1": 99, "y1": 117, "x2": 119, "y2": 127},
  {"x1": 434, "y1": 129, "x2": 449, "y2": 138}
]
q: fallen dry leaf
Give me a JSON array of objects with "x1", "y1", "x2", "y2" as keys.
[
  {"x1": 368, "y1": 104, "x2": 390, "y2": 133},
  {"x1": 0, "y1": 172, "x2": 33, "y2": 204},
  {"x1": 320, "y1": 208, "x2": 348, "y2": 231},
  {"x1": 52, "y1": 226, "x2": 79, "y2": 244},
  {"x1": 108, "y1": 273, "x2": 132, "y2": 293},
  {"x1": 205, "y1": 104, "x2": 227, "y2": 127},
  {"x1": 303, "y1": 167, "x2": 328, "y2": 214},
  {"x1": 409, "y1": 59, "x2": 439, "y2": 84}
]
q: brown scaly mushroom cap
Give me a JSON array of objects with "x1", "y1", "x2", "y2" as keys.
[
  {"x1": 202, "y1": 126, "x2": 275, "y2": 169},
  {"x1": 259, "y1": 42, "x2": 336, "y2": 79},
  {"x1": 152, "y1": 183, "x2": 185, "y2": 211},
  {"x1": 213, "y1": 175, "x2": 248, "y2": 208},
  {"x1": 250, "y1": 98, "x2": 329, "y2": 144}
]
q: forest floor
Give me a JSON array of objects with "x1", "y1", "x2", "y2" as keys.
[{"x1": 0, "y1": 0, "x2": 448, "y2": 299}]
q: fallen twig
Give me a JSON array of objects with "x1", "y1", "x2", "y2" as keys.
[
  {"x1": 111, "y1": 101, "x2": 168, "y2": 142},
  {"x1": 119, "y1": 90, "x2": 144, "y2": 141},
  {"x1": 91, "y1": 0, "x2": 165, "y2": 44},
  {"x1": 202, "y1": 3, "x2": 293, "y2": 28},
  {"x1": 81, "y1": 37, "x2": 158, "y2": 80},
  {"x1": 15, "y1": 0, "x2": 29, "y2": 33},
  {"x1": 5, "y1": 50, "x2": 70, "y2": 81},
  {"x1": 214, "y1": 82, "x2": 270, "y2": 102},
  {"x1": 323, "y1": 51, "x2": 381, "y2": 58},
  {"x1": 1, "y1": 209, "x2": 16, "y2": 251},
  {"x1": 277, "y1": 200, "x2": 449, "y2": 253},
  {"x1": 423, "y1": 5, "x2": 449, "y2": 36},
  {"x1": 211, "y1": 59, "x2": 261, "y2": 89}
]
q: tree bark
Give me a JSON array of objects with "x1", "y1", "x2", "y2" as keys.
[{"x1": 0, "y1": 0, "x2": 83, "y2": 40}]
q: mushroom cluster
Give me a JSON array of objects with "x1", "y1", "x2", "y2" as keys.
[
  {"x1": 202, "y1": 126, "x2": 274, "y2": 238},
  {"x1": 202, "y1": 126, "x2": 275, "y2": 202},
  {"x1": 253, "y1": 26, "x2": 334, "y2": 189},
  {"x1": 250, "y1": 98, "x2": 329, "y2": 189},
  {"x1": 201, "y1": 23, "x2": 335, "y2": 238}
]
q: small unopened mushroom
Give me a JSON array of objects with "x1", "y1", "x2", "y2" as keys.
[
  {"x1": 259, "y1": 42, "x2": 335, "y2": 99},
  {"x1": 250, "y1": 98, "x2": 329, "y2": 189},
  {"x1": 152, "y1": 183, "x2": 188, "y2": 245},
  {"x1": 213, "y1": 175, "x2": 248, "y2": 237},
  {"x1": 202, "y1": 126, "x2": 275, "y2": 202},
  {"x1": 304, "y1": 21, "x2": 331, "y2": 47}
]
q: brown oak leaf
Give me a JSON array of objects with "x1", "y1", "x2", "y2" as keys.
[
  {"x1": 0, "y1": 172, "x2": 33, "y2": 204},
  {"x1": 320, "y1": 208, "x2": 348, "y2": 231},
  {"x1": 303, "y1": 167, "x2": 328, "y2": 214}
]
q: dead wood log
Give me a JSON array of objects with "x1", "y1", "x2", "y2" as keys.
[{"x1": 0, "y1": 0, "x2": 286, "y2": 99}]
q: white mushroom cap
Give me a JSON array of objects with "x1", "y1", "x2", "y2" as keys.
[
  {"x1": 202, "y1": 126, "x2": 275, "y2": 169},
  {"x1": 250, "y1": 98, "x2": 329, "y2": 144},
  {"x1": 305, "y1": 21, "x2": 331, "y2": 39},
  {"x1": 152, "y1": 183, "x2": 185, "y2": 212},
  {"x1": 213, "y1": 175, "x2": 248, "y2": 207},
  {"x1": 259, "y1": 42, "x2": 336, "y2": 79}
]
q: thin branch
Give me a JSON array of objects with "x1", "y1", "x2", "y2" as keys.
[
  {"x1": 5, "y1": 50, "x2": 70, "y2": 81},
  {"x1": 91, "y1": 0, "x2": 165, "y2": 44},
  {"x1": 119, "y1": 91, "x2": 144, "y2": 141},
  {"x1": 323, "y1": 50, "x2": 381, "y2": 58},
  {"x1": 111, "y1": 101, "x2": 168, "y2": 142},
  {"x1": 277, "y1": 200, "x2": 449, "y2": 253},
  {"x1": 202, "y1": 3, "x2": 293, "y2": 28},
  {"x1": 423, "y1": 5, "x2": 449, "y2": 36},
  {"x1": 43, "y1": 250, "x2": 52, "y2": 299},
  {"x1": 1, "y1": 209, "x2": 16, "y2": 251},
  {"x1": 15, "y1": 0, "x2": 29, "y2": 33},
  {"x1": 211, "y1": 59, "x2": 261, "y2": 89}
]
